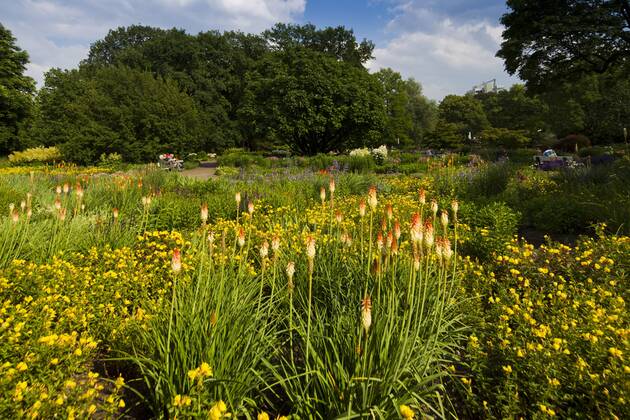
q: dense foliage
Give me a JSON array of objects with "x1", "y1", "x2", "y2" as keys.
[
  {"x1": 31, "y1": 66, "x2": 202, "y2": 164},
  {"x1": 498, "y1": 0, "x2": 630, "y2": 89},
  {"x1": 0, "y1": 24, "x2": 35, "y2": 154}
]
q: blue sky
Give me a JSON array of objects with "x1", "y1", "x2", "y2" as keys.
[{"x1": 3, "y1": 0, "x2": 518, "y2": 99}]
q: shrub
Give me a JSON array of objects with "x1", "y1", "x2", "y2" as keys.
[
  {"x1": 371, "y1": 145, "x2": 388, "y2": 165},
  {"x1": 8, "y1": 146, "x2": 62, "y2": 165},
  {"x1": 459, "y1": 201, "x2": 521, "y2": 261},
  {"x1": 347, "y1": 155, "x2": 375, "y2": 173},
  {"x1": 217, "y1": 149, "x2": 267, "y2": 168},
  {"x1": 577, "y1": 146, "x2": 613, "y2": 157},
  {"x1": 99, "y1": 152, "x2": 123, "y2": 168},
  {"x1": 348, "y1": 147, "x2": 370, "y2": 157},
  {"x1": 555, "y1": 134, "x2": 591, "y2": 152}
]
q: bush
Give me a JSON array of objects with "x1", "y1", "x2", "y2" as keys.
[
  {"x1": 347, "y1": 155, "x2": 375, "y2": 173},
  {"x1": 8, "y1": 146, "x2": 62, "y2": 165},
  {"x1": 99, "y1": 152, "x2": 123, "y2": 168},
  {"x1": 577, "y1": 146, "x2": 613, "y2": 157},
  {"x1": 555, "y1": 134, "x2": 591, "y2": 152},
  {"x1": 459, "y1": 201, "x2": 521, "y2": 261},
  {"x1": 217, "y1": 149, "x2": 267, "y2": 168}
]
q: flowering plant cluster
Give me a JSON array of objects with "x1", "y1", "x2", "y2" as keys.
[
  {"x1": 458, "y1": 228, "x2": 629, "y2": 418},
  {"x1": 0, "y1": 162, "x2": 626, "y2": 418}
]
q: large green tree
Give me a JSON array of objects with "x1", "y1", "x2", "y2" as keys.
[
  {"x1": 403, "y1": 78, "x2": 438, "y2": 147},
  {"x1": 475, "y1": 85, "x2": 548, "y2": 135},
  {"x1": 540, "y1": 70, "x2": 630, "y2": 143},
  {"x1": 438, "y1": 94, "x2": 490, "y2": 139},
  {"x1": 373, "y1": 68, "x2": 413, "y2": 147},
  {"x1": 33, "y1": 66, "x2": 202, "y2": 164},
  {"x1": 84, "y1": 25, "x2": 266, "y2": 151},
  {"x1": 240, "y1": 48, "x2": 385, "y2": 154},
  {"x1": 0, "y1": 23, "x2": 35, "y2": 154},
  {"x1": 499, "y1": 0, "x2": 630, "y2": 89},
  {"x1": 263, "y1": 23, "x2": 374, "y2": 67}
]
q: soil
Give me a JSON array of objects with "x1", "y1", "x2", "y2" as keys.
[{"x1": 181, "y1": 161, "x2": 217, "y2": 180}]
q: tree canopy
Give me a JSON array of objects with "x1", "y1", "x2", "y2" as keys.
[
  {"x1": 0, "y1": 24, "x2": 35, "y2": 154},
  {"x1": 32, "y1": 66, "x2": 202, "y2": 164},
  {"x1": 240, "y1": 48, "x2": 384, "y2": 154},
  {"x1": 498, "y1": 0, "x2": 630, "y2": 89},
  {"x1": 262, "y1": 23, "x2": 374, "y2": 67}
]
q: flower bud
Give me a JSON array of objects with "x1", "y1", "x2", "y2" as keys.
[
  {"x1": 359, "y1": 200, "x2": 366, "y2": 217},
  {"x1": 200, "y1": 203, "x2": 208, "y2": 224},
  {"x1": 171, "y1": 248, "x2": 182, "y2": 274},
  {"x1": 237, "y1": 227, "x2": 245, "y2": 248},
  {"x1": 368, "y1": 186, "x2": 377, "y2": 211},
  {"x1": 361, "y1": 295, "x2": 372, "y2": 334},
  {"x1": 418, "y1": 188, "x2": 426, "y2": 205},
  {"x1": 286, "y1": 261, "x2": 295, "y2": 291},
  {"x1": 431, "y1": 199, "x2": 438, "y2": 216},
  {"x1": 451, "y1": 200, "x2": 459, "y2": 218},
  {"x1": 424, "y1": 220, "x2": 434, "y2": 249},
  {"x1": 440, "y1": 210, "x2": 449, "y2": 229},
  {"x1": 305, "y1": 235, "x2": 316, "y2": 260},
  {"x1": 271, "y1": 234, "x2": 280, "y2": 254},
  {"x1": 260, "y1": 240, "x2": 269, "y2": 259}
]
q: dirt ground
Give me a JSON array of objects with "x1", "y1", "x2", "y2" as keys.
[{"x1": 180, "y1": 166, "x2": 217, "y2": 180}]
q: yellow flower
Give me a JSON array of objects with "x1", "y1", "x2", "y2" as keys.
[
  {"x1": 209, "y1": 406, "x2": 222, "y2": 420},
  {"x1": 16, "y1": 362, "x2": 27, "y2": 371},
  {"x1": 199, "y1": 362, "x2": 213, "y2": 377},
  {"x1": 502, "y1": 365, "x2": 513, "y2": 374},
  {"x1": 258, "y1": 412, "x2": 270, "y2": 420},
  {"x1": 609, "y1": 347, "x2": 623, "y2": 359},
  {"x1": 400, "y1": 404, "x2": 415, "y2": 419}
]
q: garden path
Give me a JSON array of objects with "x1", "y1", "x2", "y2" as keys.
[{"x1": 181, "y1": 161, "x2": 217, "y2": 180}]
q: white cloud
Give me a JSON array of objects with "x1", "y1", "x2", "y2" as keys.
[
  {"x1": 369, "y1": 3, "x2": 519, "y2": 100},
  {"x1": 4, "y1": 0, "x2": 306, "y2": 86}
]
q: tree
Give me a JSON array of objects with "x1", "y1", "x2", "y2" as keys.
[
  {"x1": 427, "y1": 119, "x2": 466, "y2": 149},
  {"x1": 32, "y1": 66, "x2": 202, "y2": 164},
  {"x1": 438, "y1": 95, "x2": 490, "y2": 138},
  {"x1": 0, "y1": 23, "x2": 35, "y2": 154},
  {"x1": 539, "y1": 70, "x2": 630, "y2": 143},
  {"x1": 373, "y1": 68, "x2": 413, "y2": 147},
  {"x1": 263, "y1": 23, "x2": 374, "y2": 67},
  {"x1": 84, "y1": 25, "x2": 264, "y2": 151},
  {"x1": 479, "y1": 127, "x2": 530, "y2": 148},
  {"x1": 240, "y1": 48, "x2": 385, "y2": 154},
  {"x1": 475, "y1": 85, "x2": 548, "y2": 136},
  {"x1": 498, "y1": 0, "x2": 630, "y2": 89},
  {"x1": 403, "y1": 78, "x2": 438, "y2": 147}
]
